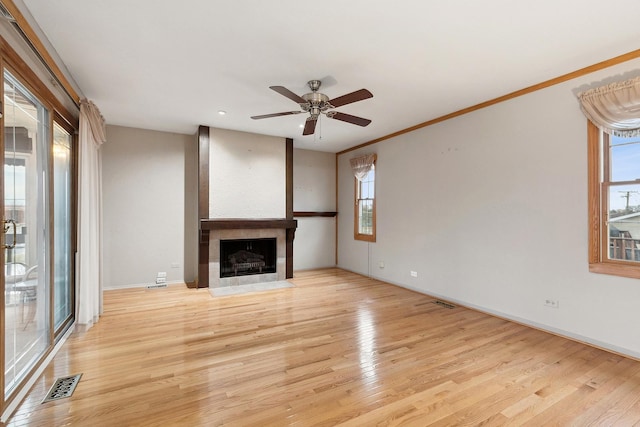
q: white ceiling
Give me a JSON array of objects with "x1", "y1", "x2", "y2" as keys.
[{"x1": 19, "y1": 0, "x2": 640, "y2": 153}]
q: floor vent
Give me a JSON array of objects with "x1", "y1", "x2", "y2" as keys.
[
  {"x1": 147, "y1": 283, "x2": 167, "y2": 289},
  {"x1": 434, "y1": 300, "x2": 456, "y2": 309},
  {"x1": 42, "y1": 374, "x2": 82, "y2": 403}
]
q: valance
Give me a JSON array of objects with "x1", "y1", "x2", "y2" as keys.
[
  {"x1": 80, "y1": 99, "x2": 107, "y2": 145},
  {"x1": 350, "y1": 153, "x2": 376, "y2": 181},
  {"x1": 577, "y1": 76, "x2": 640, "y2": 137}
]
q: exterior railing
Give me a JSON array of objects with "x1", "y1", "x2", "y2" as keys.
[{"x1": 610, "y1": 237, "x2": 640, "y2": 261}]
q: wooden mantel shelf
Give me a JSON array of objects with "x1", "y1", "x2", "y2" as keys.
[{"x1": 200, "y1": 218, "x2": 297, "y2": 230}]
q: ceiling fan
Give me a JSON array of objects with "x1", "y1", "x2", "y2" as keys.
[{"x1": 251, "y1": 80, "x2": 373, "y2": 136}]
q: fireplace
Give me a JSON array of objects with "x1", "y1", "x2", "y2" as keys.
[
  {"x1": 204, "y1": 220, "x2": 295, "y2": 288},
  {"x1": 220, "y1": 238, "x2": 276, "y2": 278}
]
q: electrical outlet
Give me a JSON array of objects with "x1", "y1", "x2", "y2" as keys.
[
  {"x1": 157, "y1": 272, "x2": 167, "y2": 278},
  {"x1": 544, "y1": 299, "x2": 559, "y2": 309},
  {"x1": 410, "y1": 271, "x2": 418, "y2": 278},
  {"x1": 379, "y1": 261, "x2": 385, "y2": 269},
  {"x1": 171, "y1": 262, "x2": 180, "y2": 269}
]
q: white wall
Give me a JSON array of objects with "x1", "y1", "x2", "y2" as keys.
[
  {"x1": 337, "y1": 58, "x2": 640, "y2": 358},
  {"x1": 103, "y1": 125, "x2": 191, "y2": 289},
  {"x1": 209, "y1": 128, "x2": 285, "y2": 218},
  {"x1": 293, "y1": 149, "x2": 336, "y2": 270}
]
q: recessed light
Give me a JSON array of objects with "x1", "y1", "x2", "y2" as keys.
[
  {"x1": 299, "y1": 124, "x2": 304, "y2": 128},
  {"x1": 218, "y1": 110, "x2": 227, "y2": 115}
]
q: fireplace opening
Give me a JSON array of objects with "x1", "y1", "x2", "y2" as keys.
[{"x1": 220, "y1": 238, "x2": 277, "y2": 278}]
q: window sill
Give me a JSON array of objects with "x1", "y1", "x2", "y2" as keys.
[
  {"x1": 589, "y1": 262, "x2": 640, "y2": 279},
  {"x1": 354, "y1": 234, "x2": 376, "y2": 242}
]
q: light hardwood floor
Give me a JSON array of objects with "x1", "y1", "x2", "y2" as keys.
[{"x1": 6, "y1": 268, "x2": 640, "y2": 426}]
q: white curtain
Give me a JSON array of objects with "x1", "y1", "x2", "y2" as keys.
[
  {"x1": 577, "y1": 76, "x2": 640, "y2": 137},
  {"x1": 350, "y1": 153, "x2": 376, "y2": 181},
  {"x1": 77, "y1": 99, "x2": 106, "y2": 329}
]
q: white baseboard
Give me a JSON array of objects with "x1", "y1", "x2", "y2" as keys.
[
  {"x1": 293, "y1": 265, "x2": 338, "y2": 273},
  {"x1": 396, "y1": 279, "x2": 640, "y2": 360},
  {"x1": 338, "y1": 266, "x2": 640, "y2": 361},
  {"x1": 103, "y1": 280, "x2": 184, "y2": 290}
]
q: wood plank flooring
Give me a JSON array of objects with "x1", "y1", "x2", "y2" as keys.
[{"x1": 6, "y1": 268, "x2": 640, "y2": 426}]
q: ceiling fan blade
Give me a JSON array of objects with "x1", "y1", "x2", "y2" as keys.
[
  {"x1": 329, "y1": 89, "x2": 373, "y2": 108},
  {"x1": 251, "y1": 111, "x2": 303, "y2": 120},
  {"x1": 329, "y1": 112, "x2": 371, "y2": 127},
  {"x1": 302, "y1": 118, "x2": 317, "y2": 135},
  {"x1": 269, "y1": 86, "x2": 306, "y2": 104}
]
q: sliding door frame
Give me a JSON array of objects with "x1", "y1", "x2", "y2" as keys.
[
  {"x1": 52, "y1": 112, "x2": 76, "y2": 338},
  {"x1": 0, "y1": 35, "x2": 78, "y2": 412}
]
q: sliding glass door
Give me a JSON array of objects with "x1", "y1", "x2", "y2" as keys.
[
  {"x1": 3, "y1": 70, "x2": 50, "y2": 396},
  {"x1": 0, "y1": 38, "x2": 77, "y2": 414}
]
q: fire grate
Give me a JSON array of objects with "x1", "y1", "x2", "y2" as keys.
[{"x1": 42, "y1": 374, "x2": 82, "y2": 403}]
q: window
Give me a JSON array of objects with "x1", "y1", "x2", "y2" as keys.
[
  {"x1": 354, "y1": 162, "x2": 376, "y2": 242},
  {"x1": 588, "y1": 121, "x2": 640, "y2": 278}
]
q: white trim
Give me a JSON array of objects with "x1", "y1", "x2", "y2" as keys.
[
  {"x1": 338, "y1": 266, "x2": 640, "y2": 361},
  {"x1": 103, "y1": 280, "x2": 184, "y2": 291},
  {"x1": 382, "y1": 276, "x2": 640, "y2": 361}
]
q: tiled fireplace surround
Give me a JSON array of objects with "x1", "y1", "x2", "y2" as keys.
[
  {"x1": 209, "y1": 228, "x2": 286, "y2": 288},
  {"x1": 201, "y1": 219, "x2": 297, "y2": 289}
]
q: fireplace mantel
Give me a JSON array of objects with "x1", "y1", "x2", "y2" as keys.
[
  {"x1": 206, "y1": 224, "x2": 295, "y2": 288},
  {"x1": 199, "y1": 217, "x2": 297, "y2": 287},
  {"x1": 201, "y1": 218, "x2": 297, "y2": 230}
]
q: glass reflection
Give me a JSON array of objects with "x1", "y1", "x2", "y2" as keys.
[
  {"x1": 53, "y1": 123, "x2": 73, "y2": 329},
  {"x1": 4, "y1": 69, "x2": 50, "y2": 396}
]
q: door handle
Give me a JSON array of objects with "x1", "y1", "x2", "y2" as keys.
[{"x1": 3, "y1": 219, "x2": 16, "y2": 249}]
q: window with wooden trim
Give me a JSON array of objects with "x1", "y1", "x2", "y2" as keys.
[
  {"x1": 588, "y1": 121, "x2": 640, "y2": 278},
  {"x1": 354, "y1": 162, "x2": 376, "y2": 242}
]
